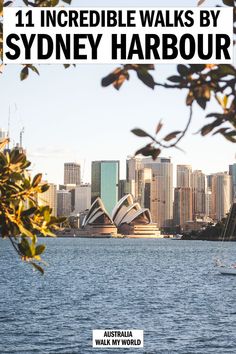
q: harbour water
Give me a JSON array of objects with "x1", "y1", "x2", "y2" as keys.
[{"x1": 0, "y1": 238, "x2": 236, "y2": 354}]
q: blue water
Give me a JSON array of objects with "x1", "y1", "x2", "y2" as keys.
[{"x1": 0, "y1": 238, "x2": 236, "y2": 354}]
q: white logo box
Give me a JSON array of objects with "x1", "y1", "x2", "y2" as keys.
[{"x1": 92, "y1": 330, "x2": 144, "y2": 348}]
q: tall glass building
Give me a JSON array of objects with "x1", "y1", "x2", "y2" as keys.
[
  {"x1": 229, "y1": 164, "x2": 236, "y2": 200},
  {"x1": 91, "y1": 161, "x2": 120, "y2": 215}
]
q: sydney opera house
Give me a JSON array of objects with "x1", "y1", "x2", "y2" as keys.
[
  {"x1": 80, "y1": 194, "x2": 160, "y2": 238},
  {"x1": 112, "y1": 194, "x2": 160, "y2": 238},
  {"x1": 79, "y1": 198, "x2": 117, "y2": 237}
]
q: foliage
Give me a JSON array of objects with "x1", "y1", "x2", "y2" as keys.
[
  {"x1": 182, "y1": 219, "x2": 226, "y2": 241},
  {"x1": 101, "y1": 0, "x2": 236, "y2": 158},
  {"x1": 0, "y1": 0, "x2": 235, "y2": 270},
  {"x1": 126, "y1": 63, "x2": 236, "y2": 158},
  {"x1": 1, "y1": 0, "x2": 234, "y2": 158},
  {"x1": 0, "y1": 139, "x2": 64, "y2": 274}
]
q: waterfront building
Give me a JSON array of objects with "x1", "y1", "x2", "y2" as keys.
[
  {"x1": 74, "y1": 184, "x2": 91, "y2": 213},
  {"x1": 229, "y1": 163, "x2": 236, "y2": 200},
  {"x1": 0, "y1": 128, "x2": 7, "y2": 140},
  {"x1": 177, "y1": 165, "x2": 192, "y2": 188},
  {"x1": 126, "y1": 156, "x2": 143, "y2": 201},
  {"x1": 118, "y1": 180, "x2": 134, "y2": 200},
  {"x1": 205, "y1": 188, "x2": 213, "y2": 218},
  {"x1": 173, "y1": 187, "x2": 193, "y2": 228},
  {"x1": 126, "y1": 156, "x2": 142, "y2": 182},
  {"x1": 145, "y1": 157, "x2": 173, "y2": 228},
  {"x1": 37, "y1": 182, "x2": 57, "y2": 217},
  {"x1": 211, "y1": 172, "x2": 232, "y2": 221},
  {"x1": 64, "y1": 162, "x2": 81, "y2": 185},
  {"x1": 207, "y1": 174, "x2": 214, "y2": 191},
  {"x1": 59, "y1": 183, "x2": 76, "y2": 212},
  {"x1": 91, "y1": 160, "x2": 119, "y2": 215},
  {"x1": 135, "y1": 167, "x2": 152, "y2": 207},
  {"x1": 191, "y1": 170, "x2": 207, "y2": 219},
  {"x1": 57, "y1": 189, "x2": 72, "y2": 217}
]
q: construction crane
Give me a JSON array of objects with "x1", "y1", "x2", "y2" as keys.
[
  {"x1": 7, "y1": 106, "x2": 10, "y2": 149},
  {"x1": 20, "y1": 127, "x2": 25, "y2": 148}
]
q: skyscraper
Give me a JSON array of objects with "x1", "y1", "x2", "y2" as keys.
[
  {"x1": 146, "y1": 157, "x2": 173, "y2": 228},
  {"x1": 173, "y1": 187, "x2": 193, "y2": 227},
  {"x1": 126, "y1": 156, "x2": 142, "y2": 182},
  {"x1": 74, "y1": 184, "x2": 91, "y2": 213},
  {"x1": 57, "y1": 190, "x2": 72, "y2": 217},
  {"x1": 0, "y1": 128, "x2": 7, "y2": 140},
  {"x1": 126, "y1": 156, "x2": 142, "y2": 199},
  {"x1": 229, "y1": 163, "x2": 236, "y2": 200},
  {"x1": 64, "y1": 162, "x2": 81, "y2": 185},
  {"x1": 191, "y1": 170, "x2": 207, "y2": 218},
  {"x1": 211, "y1": 173, "x2": 232, "y2": 221},
  {"x1": 134, "y1": 167, "x2": 152, "y2": 207},
  {"x1": 37, "y1": 182, "x2": 57, "y2": 217},
  {"x1": 118, "y1": 180, "x2": 134, "y2": 200},
  {"x1": 177, "y1": 165, "x2": 192, "y2": 188},
  {"x1": 91, "y1": 160, "x2": 119, "y2": 215}
]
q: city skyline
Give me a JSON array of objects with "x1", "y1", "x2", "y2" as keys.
[
  {"x1": 2, "y1": 0, "x2": 235, "y2": 186},
  {"x1": 32, "y1": 155, "x2": 234, "y2": 232},
  {"x1": 0, "y1": 125, "x2": 234, "y2": 187}
]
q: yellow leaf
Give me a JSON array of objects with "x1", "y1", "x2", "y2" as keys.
[{"x1": 223, "y1": 95, "x2": 228, "y2": 109}]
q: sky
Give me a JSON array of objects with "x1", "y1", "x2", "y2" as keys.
[{"x1": 1, "y1": 0, "x2": 235, "y2": 185}]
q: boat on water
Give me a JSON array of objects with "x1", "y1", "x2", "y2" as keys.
[
  {"x1": 215, "y1": 202, "x2": 236, "y2": 275},
  {"x1": 171, "y1": 234, "x2": 183, "y2": 240},
  {"x1": 219, "y1": 267, "x2": 236, "y2": 276},
  {"x1": 215, "y1": 258, "x2": 236, "y2": 275}
]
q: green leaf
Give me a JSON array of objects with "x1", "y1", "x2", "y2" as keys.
[
  {"x1": 28, "y1": 65, "x2": 40, "y2": 75},
  {"x1": 212, "y1": 128, "x2": 229, "y2": 136},
  {"x1": 51, "y1": 0, "x2": 59, "y2": 6},
  {"x1": 218, "y1": 65, "x2": 236, "y2": 77},
  {"x1": 35, "y1": 244, "x2": 46, "y2": 256},
  {"x1": 0, "y1": 138, "x2": 9, "y2": 150},
  {"x1": 19, "y1": 237, "x2": 34, "y2": 257},
  {"x1": 223, "y1": 0, "x2": 234, "y2": 6},
  {"x1": 101, "y1": 70, "x2": 121, "y2": 87},
  {"x1": 40, "y1": 184, "x2": 50, "y2": 193},
  {"x1": 135, "y1": 145, "x2": 161, "y2": 159},
  {"x1": 136, "y1": 71, "x2": 155, "y2": 89},
  {"x1": 164, "y1": 131, "x2": 182, "y2": 142},
  {"x1": 44, "y1": 209, "x2": 51, "y2": 223},
  {"x1": 32, "y1": 173, "x2": 42, "y2": 187},
  {"x1": 196, "y1": 97, "x2": 207, "y2": 110},
  {"x1": 18, "y1": 224, "x2": 34, "y2": 238},
  {"x1": 201, "y1": 124, "x2": 216, "y2": 136},
  {"x1": 3, "y1": 1, "x2": 13, "y2": 7},
  {"x1": 189, "y1": 64, "x2": 205, "y2": 73},
  {"x1": 177, "y1": 64, "x2": 189, "y2": 76},
  {"x1": 131, "y1": 128, "x2": 152, "y2": 138},
  {"x1": 20, "y1": 67, "x2": 29, "y2": 81},
  {"x1": 21, "y1": 207, "x2": 37, "y2": 216},
  {"x1": 167, "y1": 75, "x2": 182, "y2": 83},
  {"x1": 155, "y1": 120, "x2": 163, "y2": 135},
  {"x1": 31, "y1": 262, "x2": 44, "y2": 275}
]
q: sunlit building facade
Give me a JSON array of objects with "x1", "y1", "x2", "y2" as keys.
[
  {"x1": 145, "y1": 158, "x2": 173, "y2": 228},
  {"x1": 91, "y1": 160, "x2": 119, "y2": 215},
  {"x1": 211, "y1": 172, "x2": 232, "y2": 221},
  {"x1": 173, "y1": 187, "x2": 193, "y2": 227},
  {"x1": 64, "y1": 162, "x2": 81, "y2": 185},
  {"x1": 37, "y1": 182, "x2": 57, "y2": 217},
  {"x1": 57, "y1": 190, "x2": 72, "y2": 217}
]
